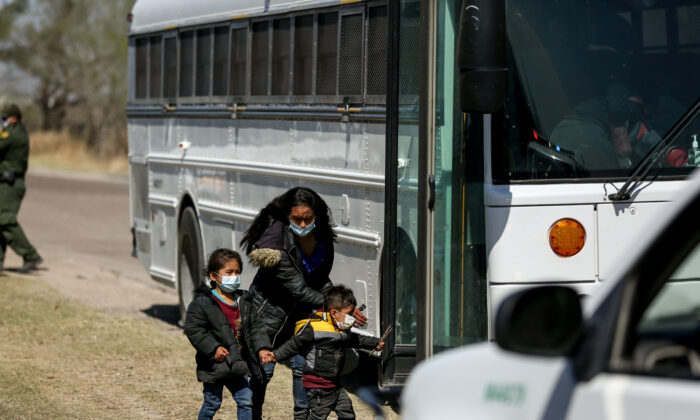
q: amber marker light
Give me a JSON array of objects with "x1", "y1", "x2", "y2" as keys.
[{"x1": 549, "y1": 218, "x2": 586, "y2": 257}]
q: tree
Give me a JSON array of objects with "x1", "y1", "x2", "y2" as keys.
[
  {"x1": 0, "y1": 0, "x2": 26, "y2": 40},
  {"x1": 1, "y1": 0, "x2": 135, "y2": 154}
]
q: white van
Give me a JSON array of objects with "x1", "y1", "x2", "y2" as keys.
[{"x1": 402, "y1": 166, "x2": 700, "y2": 419}]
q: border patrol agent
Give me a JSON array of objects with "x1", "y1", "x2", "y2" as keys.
[{"x1": 0, "y1": 104, "x2": 42, "y2": 273}]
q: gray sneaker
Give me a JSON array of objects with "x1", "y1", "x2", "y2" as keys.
[{"x1": 18, "y1": 256, "x2": 43, "y2": 273}]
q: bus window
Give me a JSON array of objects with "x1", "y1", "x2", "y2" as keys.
[
  {"x1": 179, "y1": 30, "x2": 194, "y2": 97},
  {"x1": 163, "y1": 37, "x2": 177, "y2": 99},
  {"x1": 366, "y1": 5, "x2": 388, "y2": 97},
  {"x1": 229, "y1": 27, "x2": 247, "y2": 97},
  {"x1": 272, "y1": 18, "x2": 291, "y2": 96},
  {"x1": 493, "y1": 0, "x2": 699, "y2": 183},
  {"x1": 293, "y1": 15, "x2": 313, "y2": 96},
  {"x1": 149, "y1": 36, "x2": 162, "y2": 99},
  {"x1": 251, "y1": 21, "x2": 269, "y2": 96},
  {"x1": 135, "y1": 37, "x2": 148, "y2": 99},
  {"x1": 316, "y1": 12, "x2": 338, "y2": 96},
  {"x1": 196, "y1": 28, "x2": 212, "y2": 97},
  {"x1": 678, "y1": 5, "x2": 700, "y2": 45},
  {"x1": 339, "y1": 13, "x2": 363, "y2": 97},
  {"x1": 212, "y1": 26, "x2": 229, "y2": 96}
]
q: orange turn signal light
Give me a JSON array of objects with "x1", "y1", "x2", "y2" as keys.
[{"x1": 549, "y1": 218, "x2": 586, "y2": 257}]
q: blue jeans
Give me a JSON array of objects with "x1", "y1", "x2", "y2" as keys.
[
  {"x1": 198, "y1": 376, "x2": 253, "y2": 420},
  {"x1": 255, "y1": 354, "x2": 309, "y2": 420}
]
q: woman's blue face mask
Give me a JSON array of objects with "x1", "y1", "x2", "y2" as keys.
[{"x1": 289, "y1": 219, "x2": 316, "y2": 237}]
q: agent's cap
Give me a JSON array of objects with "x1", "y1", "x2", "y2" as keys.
[{"x1": 1, "y1": 104, "x2": 21, "y2": 120}]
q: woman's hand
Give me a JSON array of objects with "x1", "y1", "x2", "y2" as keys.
[
  {"x1": 376, "y1": 341, "x2": 385, "y2": 351},
  {"x1": 213, "y1": 346, "x2": 229, "y2": 362},
  {"x1": 259, "y1": 349, "x2": 276, "y2": 364},
  {"x1": 352, "y1": 307, "x2": 368, "y2": 327}
]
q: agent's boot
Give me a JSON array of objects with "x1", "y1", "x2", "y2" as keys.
[{"x1": 18, "y1": 256, "x2": 43, "y2": 273}]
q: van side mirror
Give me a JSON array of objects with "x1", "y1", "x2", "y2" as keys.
[
  {"x1": 496, "y1": 286, "x2": 584, "y2": 357},
  {"x1": 457, "y1": 0, "x2": 507, "y2": 113}
]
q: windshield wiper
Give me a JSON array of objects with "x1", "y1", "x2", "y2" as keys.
[{"x1": 609, "y1": 98, "x2": 700, "y2": 201}]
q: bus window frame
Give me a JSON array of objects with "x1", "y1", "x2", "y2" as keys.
[
  {"x1": 229, "y1": 20, "x2": 250, "y2": 102},
  {"x1": 162, "y1": 31, "x2": 179, "y2": 104},
  {"x1": 180, "y1": 25, "x2": 219, "y2": 105},
  {"x1": 270, "y1": 16, "x2": 293, "y2": 100},
  {"x1": 132, "y1": 36, "x2": 151, "y2": 103},
  {"x1": 364, "y1": 3, "x2": 389, "y2": 105},
  {"x1": 337, "y1": 5, "x2": 365, "y2": 105},
  {"x1": 194, "y1": 27, "x2": 213, "y2": 98},
  {"x1": 249, "y1": 17, "x2": 272, "y2": 101},
  {"x1": 290, "y1": 12, "x2": 318, "y2": 105},
  {"x1": 212, "y1": 24, "x2": 231, "y2": 98}
]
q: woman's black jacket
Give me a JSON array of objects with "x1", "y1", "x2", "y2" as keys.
[
  {"x1": 247, "y1": 220, "x2": 334, "y2": 354},
  {"x1": 184, "y1": 282, "x2": 251, "y2": 383}
]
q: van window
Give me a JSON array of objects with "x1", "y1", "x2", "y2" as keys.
[{"x1": 632, "y1": 240, "x2": 700, "y2": 376}]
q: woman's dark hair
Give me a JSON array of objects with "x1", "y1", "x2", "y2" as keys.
[
  {"x1": 240, "y1": 187, "x2": 336, "y2": 254},
  {"x1": 205, "y1": 248, "x2": 243, "y2": 276},
  {"x1": 324, "y1": 285, "x2": 357, "y2": 311}
]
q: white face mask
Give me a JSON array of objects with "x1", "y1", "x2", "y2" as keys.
[
  {"x1": 336, "y1": 312, "x2": 356, "y2": 330},
  {"x1": 213, "y1": 272, "x2": 241, "y2": 293}
]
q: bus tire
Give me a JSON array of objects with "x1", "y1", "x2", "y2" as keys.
[{"x1": 177, "y1": 206, "x2": 204, "y2": 327}]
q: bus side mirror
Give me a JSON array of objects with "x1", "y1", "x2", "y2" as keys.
[
  {"x1": 457, "y1": 0, "x2": 507, "y2": 113},
  {"x1": 495, "y1": 286, "x2": 584, "y2": 357}
]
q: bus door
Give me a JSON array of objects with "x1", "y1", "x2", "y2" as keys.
[{"x1": 382, "y1": 0, "x2": 488, "y2": 386}]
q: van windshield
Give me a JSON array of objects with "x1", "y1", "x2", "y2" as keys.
[{"x1": 493, "y1": 0, "x2": 700, "y2": 183}]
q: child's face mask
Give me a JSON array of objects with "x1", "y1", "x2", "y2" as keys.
[
  {"x1": 333, "y1": 310, "x2": 355, "y2": 330},
  {"x1": 214, "y1": 272, "x2": 241, "y2": 292}
]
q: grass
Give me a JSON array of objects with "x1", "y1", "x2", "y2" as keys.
[
  {"x1": 28, "y1": 131, "x2": 129, "y2": 175},
  {"x1": 0, "y1": 276, "x2": 397, "y2": 419}
]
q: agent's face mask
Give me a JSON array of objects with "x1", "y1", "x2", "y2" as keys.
[
  {"x1": 214, "y1": 272, "x2": 241, "y2": 292},
  {"x1": 289, "y1": 219, "x2": 316, "y2": 237}
]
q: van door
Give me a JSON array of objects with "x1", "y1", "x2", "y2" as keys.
[{"x1": 567, "y1": 196, "x2": 700, "y2": 420}]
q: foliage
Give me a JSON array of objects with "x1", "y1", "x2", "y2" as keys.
[
  {"x1": 0, "y1": 0, "x2": 26, "y2": 40},
  {"x1": 0, "y1": 0, "x2": 136, "y2": 156}
]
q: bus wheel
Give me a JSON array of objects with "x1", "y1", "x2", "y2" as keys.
[{"x1": 177, "y1": 206, "x2": 204, "y2": 327}]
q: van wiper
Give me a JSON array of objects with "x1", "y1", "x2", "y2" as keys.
[{"x1": 608, "y1": 98, "x2": 700, "y2": 201}]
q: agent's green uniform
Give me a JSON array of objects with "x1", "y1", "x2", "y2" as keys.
[{"x1": 0, "y1": 121, "x2": 40, "y2": 266}]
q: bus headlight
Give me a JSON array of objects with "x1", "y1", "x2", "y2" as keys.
[{"x1": 549, "y1": 218, "x2": 586, "y2": 257}]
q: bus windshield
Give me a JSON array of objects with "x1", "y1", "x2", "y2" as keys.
[{"x1": 494, "y1": 0, "x2": 700, "y2": 183}]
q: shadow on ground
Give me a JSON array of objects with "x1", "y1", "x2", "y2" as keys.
[
  {"x1": 1, "y1": 266, "x2": 47, "y2": 275},
  {"x1": 142, "y1": 304, "x2": 180, "y2": 327}
]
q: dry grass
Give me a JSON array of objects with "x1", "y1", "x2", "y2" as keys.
[
  {"x1": 0, "y1": 276, "x2": 398, "y2": 419},
  {"x1": 28, "y1": 131, "x2": 128, "y2": 175}
]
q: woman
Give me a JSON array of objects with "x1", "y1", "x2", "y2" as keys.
[{"x1": 240, "y1": 187, "x2": 366, "y2": 420}]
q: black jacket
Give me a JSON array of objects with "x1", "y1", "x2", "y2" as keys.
[
  {"x1": 184, "y1": 282, "x2": 251, "y2": 383},
  {"x1": 247, "y1": 220, "x2": 334, "y2": 354},
  {"x1": 273, "y1": 312, "x2": 379, "y2": 380}
]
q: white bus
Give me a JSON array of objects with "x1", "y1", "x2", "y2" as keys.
[{"x1": 127, "y1": 0, "x2": 700, "y2": 386}]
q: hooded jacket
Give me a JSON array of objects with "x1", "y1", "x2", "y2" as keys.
[
  {"x1": 273, "y1": 312, "x2": 380, "y2": 380},
  {"x1": 184, "y1": 282, "x2": 251, "y2": 383},
  {"x1": 247, "y1": 220, "x2": 334, "y2": 354}
]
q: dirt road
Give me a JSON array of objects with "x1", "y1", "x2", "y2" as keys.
[
  {"x1": 3, "y1": 169, "x2": 180, "y2": 324},
  {"x1": 3, "y1": 169, "x2": 399, "y2": 418}
]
